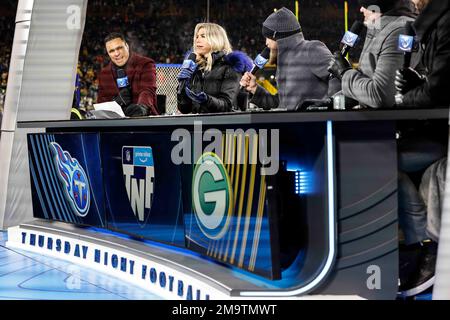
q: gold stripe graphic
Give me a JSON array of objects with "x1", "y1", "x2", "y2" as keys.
[
  {"x1": 218, "y1": 234, "x2": 226, "y2": 260},
  {"x1": 223, "y1": 133, "x2": 236, "y2": 262},
  {"x1": 237, "y1": 135, "x2": 254, "y2": 268},
  {"x1": 249, "y1": 175, "x2": 266, "y2": 271},
  {"x1": 207, "y1": 241, "x2": 212, "y2": 256},
  {"x1": 233, "y1": 134, "x2": 243, "y2": 210},
  {"x1": 213, "y1": 240, "x2": 219, "y2": 258},
  {"x1": 222, "y1": 133, "x2": 232, "y2": 262},
  {"x1": 221, "y1": 133, "x2": 225, "y2": 164},
  {"x1": 225, "y1": 133, "x2": 231, "y2": 171},
  {"x1": 231, "y1": 134, "x2": 258, "y2": 264},
  {"x1": 219, "y1": 134, "x2": 229, "y2": 262}
]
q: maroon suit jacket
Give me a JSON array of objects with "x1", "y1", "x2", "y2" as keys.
[{"x1": 97, "y1": 53, "x2": 158, "y2": 115}]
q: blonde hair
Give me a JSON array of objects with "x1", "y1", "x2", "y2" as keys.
[{"x1": 193, "y1": 23, "x2": 232, "y2": 72}]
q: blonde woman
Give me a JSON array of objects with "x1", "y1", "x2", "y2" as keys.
[{"x1": 177, "y1": 23, "x2": 252, "y2": 114}]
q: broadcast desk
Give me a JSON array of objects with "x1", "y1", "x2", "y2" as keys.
[{"x1": 8, "y1": 108, "x2": 448, "y2": 300}]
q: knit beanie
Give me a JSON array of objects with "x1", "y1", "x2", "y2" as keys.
[
  {"x1": 262, "y1": 7, "x2": 302, "y2": 40},
  {"x1": 358, "y1": 0, "x2": 397, "y2": 13}
]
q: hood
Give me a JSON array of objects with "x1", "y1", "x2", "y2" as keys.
[
  {"x1": 224, "y1": 51, "x2": 253, "y2": 73},
  {"x1": 414, "y1": 0, "x2": 450, "y2": 41},
  {"x1": 384, "y1": 0, "x2": 417, "y2": 18}
]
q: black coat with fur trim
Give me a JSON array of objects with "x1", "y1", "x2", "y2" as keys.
[{"x1": 177, "y1": 51, "x2": 245, "y2": 114}]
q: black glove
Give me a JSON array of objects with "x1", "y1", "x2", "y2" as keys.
[
  {"x1": 328, "y1": 51, "x2": 352, "y2": 80},
  {"x1": 114, "y1": 88, "x2": 132, "y2": 108},
  {"x1": 185, "y1": 86, "x2": 208, "y2": 104},
  {"x1": 395, "y1": 68, "x2": 426, "y2": 95},
  {"x1": 124, "y1": 104, "x2": 149, "y2": 117}
]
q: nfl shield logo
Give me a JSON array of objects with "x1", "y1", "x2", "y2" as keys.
[
  {"x1": 398, "y1": 35, "x2": 414, "y2": 52},
  {"x1": 122, "y1": 146, "x2": 155, "y2": 223},
  {"x1": 341, "y1": 31, "x2": 359, "y2": 47},
  {"x1": 254, "y1": 53, "x2": 269, "y2": 69},
  {"x1": 116, "y1": 76, "x2": 129, "y2": 88}
]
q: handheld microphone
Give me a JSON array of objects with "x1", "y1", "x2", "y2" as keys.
[
  {"x1": 240, "y1": 47, "x2": 270, "y2": 90},
  {"x1": 328, "y1": 20, "x2": 364, "y2": 80},
  {"x1": 340, "y1": 20, "x2": 364, "y2": 56},
  {"x1": 178, "y1": 52, "x2": 197, "y2": 94},
  {"x1": 116, "y1": 68, "x2": 129, "y2": 89},
  {"x1": 115, "y1": 68, "x2": 132, "y2": 108},
  {"x1": 249, "y1": 47, "x2": 270, "y2": 75},
  {"x1": 398, "y1": 21, "x2": 416, "y2": 69}
]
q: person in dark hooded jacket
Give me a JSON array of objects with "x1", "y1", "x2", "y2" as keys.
[
  {"x1": 394, "y1": 0, "x2": 450, "y2": 298},
  {"x1": 177, "y1": 23, "x2": 252, "y2": 114},
  {"x1": 395, "y1": 0, "x2": 450, "y2": 107},
  {"x1": 240, "y1": 7, "x2": 340, "y2": 111}
]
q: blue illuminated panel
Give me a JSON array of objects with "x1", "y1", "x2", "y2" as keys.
[
  {"x1": 28, "y1": 133, "x2": 106, "y2": 227},
  {"x1": 101, "y1": 133, "x2": 185, "y2": 246},
  {"x1": 27, "y1": 122, "x2": 329, "y2": 282},
  {"x1": 183, "y1": 146, "x2": 280, "y2": 279}
]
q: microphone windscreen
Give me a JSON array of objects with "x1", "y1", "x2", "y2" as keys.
[
  {"x1": 253, "y1": 47, "x2": 271, "y2": 70},
  {"x1": 404, "y1": 21, "x2": 415, "y2": 36},
  {"x1": 260, "y1": 47, "x2": 270, "y2": 59},
  {"x1": 117, "y1": 68, "x2": 126, "y2": 78},
  {"x1": 187, "y1": 52, "x2": 197, "y2": 61},
  {"x1": 349, "y1": 20, "x2": 364, "y2": 35}
]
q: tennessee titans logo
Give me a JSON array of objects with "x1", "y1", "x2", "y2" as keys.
[
  {"x1": 341, "y1": 31, "x2": 359, "y2": 47},
  {"x1": 49, "y1": 142, "x2": 90, "y2": 217},
  {"x1": 398, "y1": 35, "x2": 414, "y2": 52},
  {"x1": 122, "y1": 146, "x2": 155, "y2": 223}
]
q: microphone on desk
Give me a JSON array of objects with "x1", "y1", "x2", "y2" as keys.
[{"x1": 240, "y1": 47, "x2": 270, "y2": 90}]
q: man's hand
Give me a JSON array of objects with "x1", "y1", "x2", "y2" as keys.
[
  {"x1": 185, "y1": 86, "x2": 208, "y2": 104},
  {"x1": 240, "y1": 72, "x2": 257, "y2": 94},
  {"x1": 124, "y1": 103, "x2": 149, "y2": 117},
  {"x1": 395, "y1": 68, "x2": 426, "y2": 95},
  {"x1": 114, "y1": 88, "x2": 132, "y2": 107},
  {"x1": 327, "y1": 51, "x2": 352, "y2": 80}
]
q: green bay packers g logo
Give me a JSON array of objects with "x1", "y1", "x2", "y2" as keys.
[{"x1": 192, "y1": 153, "x2": 233, "y2": 240}]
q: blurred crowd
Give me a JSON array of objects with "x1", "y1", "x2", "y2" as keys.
[
  {"x1": 0, "y1": 12, "x2": 15, "y2": 115},
  {"x1": 1, "y1": 0, "x2": 360, "y2": 111}
]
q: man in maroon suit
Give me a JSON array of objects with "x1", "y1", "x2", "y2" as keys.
[{"x1": 97, "y1": 33, "x2": 158, "y2": 116}]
